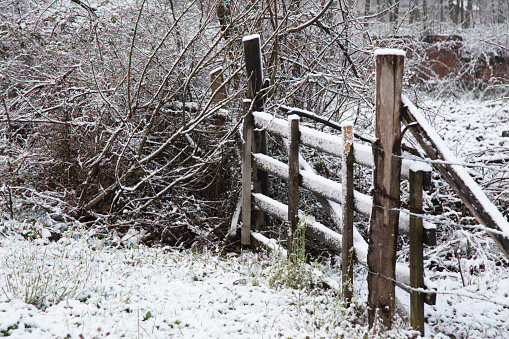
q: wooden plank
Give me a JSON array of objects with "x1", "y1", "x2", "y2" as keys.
[
  {"x1": 341, "y1": 122, "x2": 354, "y2": 301},
  {"x1": 241, "y1": 100, "x2": 253, "y2": 245},
  {"x1": 243, "y1": 35, "x2": 268, "y2": 231},
  {"x1": 410, "y1": 168, "x2": 425, "y2": 336},
  {"x1": 288, "y1": 115, "x2": 300, "y2": 256},
  {"x1": 243, "y1": 35, "x2": 264, "y2": 111},
  {"x1": 278, "y1": 104, "x2": 375, "y2": 144},
  {"x1": 252, "y1": 111, "x2": 425, "y2": 180},
  {"x1": 251, "y1": 152, "x2": 436, "y2": 245},
  {"x1": 401, "y1": 95, "x2": 509, "y2": 258},
  {"x1": 278, "y1": 104, "x2": 423, "y2": 158},
  {"x1": 368, "y1": 50, "x2": 405, "y2": 329}
]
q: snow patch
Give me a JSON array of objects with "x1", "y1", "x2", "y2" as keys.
[
  {"x1": 242, "y1": 34, "x2": 260, "y2": 42},
  {"x1": 374, "y1": 48, "x2": 406, "y2": 57}
]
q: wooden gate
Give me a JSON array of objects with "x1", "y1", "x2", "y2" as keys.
[{"x1": 238, "y1": 34, "x2": 509, "y2": 335}]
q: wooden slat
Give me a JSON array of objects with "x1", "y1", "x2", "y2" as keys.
[
  {"x1": 241, "y1": 100, "x2": 253, "y2": 245},
  {"x1": 288, "y1": 115, "x2": 300, "y2": 256},
  {"x1": 243, "y1": 35, "x2": 268, "y2": 231},
  {"x1": 243, "y1": 35, "x2": 264, "y2": 111},
  {"x1": 252, "y1": 111, "x2": 427, "y2": 180},
  {"x1": 410, "y1": 168, "x2": 425, "y2": 336},
  {"x1": 401, "y1": 95, "x2": 509, "y2": 258},
  {"x1": 251, "y1": 153, "x2": 436, "y2": 245},
  {"x1": 341, "y1": 122, "x2": 354, "y2": 301}
]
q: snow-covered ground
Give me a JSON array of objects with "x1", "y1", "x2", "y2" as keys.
[
  {"x1": 1, "y1": 96, "x2": 508, "y2": 338},
  {"x1": 421, "y1": 96, "x2": 509, "y2": 162},
  {"x1": 0, "y1": 218, "x2": 417, "y2": 338}
]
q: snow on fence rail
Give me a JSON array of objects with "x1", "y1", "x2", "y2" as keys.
[
  {"x1": 252, "y1": 111, "x2": 429, "y2": 181},
  {"x1": 251, "y1": 116, "x2": 437, "y2": 246}
]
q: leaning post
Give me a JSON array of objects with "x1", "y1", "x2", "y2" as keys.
[
  {"x1": 287, "y1": 115, "x2": 300, "y2": 258},
  {"x1": 341, "y1": 121, "x2": 354, "y2": 301},
  {"x1": 368, "y1": 49, "x2": 405, "y2": 329},
  {"x1": 241, "y1": 99, "x2": 253, "y2": 245},
  {"x1": 409, "y1": 164, "x2": 430, "y2": 336},
  {"x1": 243, "y1": 34, "x2": 268, "y2": 231}
]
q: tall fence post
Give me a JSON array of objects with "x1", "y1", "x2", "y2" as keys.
[
  {"x1": 241, "y1": 99, "x2": 253, "y2": 245},
  {"x1": 368, "y1": 49, "x2": 405, "y2": 329},
  {"x1": 341, "y1": 121, "x2": 354, "y2": 301},
  {"x1": 410, "y1": 166, "x2": 426, "y2": 336},
  {"x1": 243, "y1": 34, "x2": 268, "y2": 231},
  {"x1": 288, "y1": 115, "x2": 300, "y2": 257}
]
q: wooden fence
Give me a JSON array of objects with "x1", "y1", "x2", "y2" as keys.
[{"x1": 239, "y1": 34, "x2": 509, "y2": 336}]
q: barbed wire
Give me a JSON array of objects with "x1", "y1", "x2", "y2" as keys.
[
  {"x1": 371, "y1": 143, "x2": 509, "y2": 173},
  {"x1": 364, "y1": 267, "x2": 509, "y2": 309},
  {"x1": 370, "y1": 202, "x2": 509, "y2": 240}
]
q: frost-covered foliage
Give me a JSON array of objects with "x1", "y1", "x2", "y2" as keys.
[
  {"x1": 0, "y1": 0, "x2": 379, "y2": 247},
  {"x1": 0, "y1": 0, "x2": 247, "y2": 245},
  {"x1": 370, "y1": 20, "x2": 509, "y2": 96}
]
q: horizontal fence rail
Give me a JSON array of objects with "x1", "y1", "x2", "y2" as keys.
[
  {"x1": 252, "y1": 111, "x2": 431, "y2": 182},
  {"x1": 252, "y1": 152, "x2": 436, "y2": 245},
  {"x1": 251, "y1": 192, "x2": 437, "y2": 305}
]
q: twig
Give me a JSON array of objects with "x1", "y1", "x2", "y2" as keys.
[
  {"x1": 1, "y1": 96, "x2": 12, "y2": 142},
  {"x1": 287, "y1": 0, "x2": 334, "y2": 34},
  {"x1": 69, "y1": 0, "x2": 97, "y2": 19},
  {"x1": 456, "y1": 247, "x2": 466, "y2": 288}
]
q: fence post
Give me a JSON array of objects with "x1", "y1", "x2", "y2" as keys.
[
  {"x1": 243, "y1": 34, "x2": 268, "y2": 231},
  {"x1": 368, "y1": 49, "x2": 405, "y2": 329},
  {"x1": 410, "y1": 166, "x2": 426, "y2": 336},
  {"x1": 210, "y1": 67, "x2": 227, "y2": 104},
  {"x1": 288, "y1": 115, "x2": 300, "y2": 257},
  {"x1": 241, "y1": 99, "x2": 253, "y2": 245},
  {"x1": 341, "y1": 121, "x2": 354, "y2": 301}
]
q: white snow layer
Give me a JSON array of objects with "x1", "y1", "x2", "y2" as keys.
[
  {"x1": 252, "y1": 111, "x2": 425, "y2": 180},
  {"x1": 209, "y1": 67, "x2": 223, "y2": 75},
  {"x1": 242, "y1": 33, "x2": 260, "y2": 42},
  {"x1": 374, "y1": 48, "x2": 406, "y2": 57},
  {"x1": 2, "y1": 227, "x2": 419, "y2": 339}
]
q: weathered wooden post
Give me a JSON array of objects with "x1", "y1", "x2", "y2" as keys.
[
  {"x1": 342, "y1": 121, "x2": 354, "y2": 301},
  {"x1": 242, "y1": 34, "x2": 264, "y2": 112},
  {"x1": 210, "y1": 67, "x2": 227, "y2": 104},
  {"x1": 288, "y1": 115, "x2": 300, "y2": 257},
  {"x1": 243, "y1": 34, "x2": 268, "y2": 231},
  {"x1": 368, "y1": 49, "x2": 405, "y2": 329},
  {"x1": 241, "y1": 99, "x2": 253, "y2": 245},
  {"x1": 409, "y1": 165, "x2": 429, "y2": 336}
]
